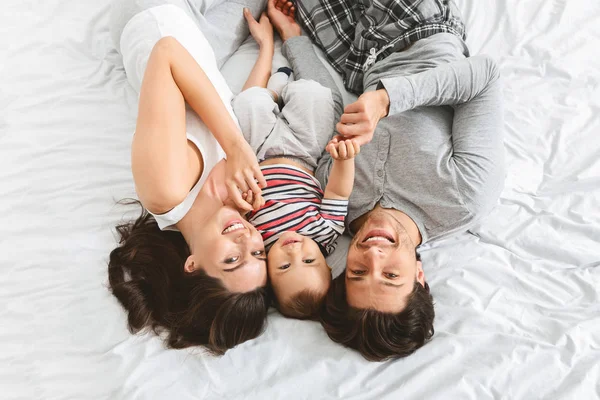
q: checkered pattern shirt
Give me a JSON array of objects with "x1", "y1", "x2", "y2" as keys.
[{"x1": 295, "y1": 0, "x2": 467, "y2": 94}]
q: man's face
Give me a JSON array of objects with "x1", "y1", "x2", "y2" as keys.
[{"x1": 345, "y1": 210, "x2": 424, "y2": 313}]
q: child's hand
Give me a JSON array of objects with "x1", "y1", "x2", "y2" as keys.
[
  {"x1": 244, "y1": 9, "x2": 274, "y2": 48},
  {"x1": 326, "y1": 138, "x2": 360, "y2": 161},
  {"x1": 242, "y1": 190, "x2": 266, "y2": 211}
]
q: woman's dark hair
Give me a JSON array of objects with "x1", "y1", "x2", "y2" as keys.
[
  {"x1": 108, "y1": 202, "x2": 270, "y2": 355},
  {"x1": 319, "y1": 253, "x2": 434, "y2": 361}
]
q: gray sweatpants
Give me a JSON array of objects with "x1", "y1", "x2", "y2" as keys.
[{"x1": 232, "y1": 79, "x2": 337, "y2": 170}]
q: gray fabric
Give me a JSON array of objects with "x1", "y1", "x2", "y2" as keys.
[
  {"x1": 306, "y1": 32, "x2": 505, "y2": 243},
  {"x1": 282, "y1": 37, "x2": 344, "y2": 120},
  {"x1": 109, "y1": 0, "x2": 267, "y2": 68},
  {"x1": 294, "y1": 0, "x2": 467, "y2": 94},
  {"x1": 232, "y1": 80, "x2": 336, "y2": 170},
  {"x1": 232, "y1": 36, "x2": 345, "y2": 170}
]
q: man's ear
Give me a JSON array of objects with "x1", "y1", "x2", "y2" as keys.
[
  {"x1": 184, "y1": 255, "x2": 198, "y2": 273},
  {"x1": 416, "y1": 260, "x2": 425, "y2": 287}
]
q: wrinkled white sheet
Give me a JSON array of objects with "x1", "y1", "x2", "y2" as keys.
[{"x1": 1, "y1": 0, "x2": 599, "y2": 399}]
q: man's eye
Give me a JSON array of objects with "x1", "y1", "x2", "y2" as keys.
[
  {"x1": 225, "y1": 256, "x2": 239, "y2": 264},
  {"x1": 303, "y1": 259, "x2": 315, "y2": 264},
  {"x1": 351, "y1": 270, "x2": 366, "y2": 275},
  {"x1": 252, "y1": 250, "x2": 265, "y2": 257},
  {"x1": 278, "y1": 264, "x2": 291, "y2": 270},
  {"x1": 385, "y1": 273, "x2": 398, "y2": 279}
]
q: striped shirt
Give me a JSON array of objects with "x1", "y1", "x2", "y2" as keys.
[
  {"x1": 248, "y1": 164, "x2": 348, "y2": 253},
  {"x1": 295, "y1": 0, "x2": 466, "y2": 93}
]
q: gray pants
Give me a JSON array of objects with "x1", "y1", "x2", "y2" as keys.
[{"x1": 232, "y1": 79, "x2": 337, "y2": 171}]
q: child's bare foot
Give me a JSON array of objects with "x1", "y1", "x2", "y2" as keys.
[{"x1": 267, "y1": 0, "x2": 301, "y2": 41}]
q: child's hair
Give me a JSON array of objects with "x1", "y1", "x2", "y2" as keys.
[{"x1": 275, "y1": 289, "x2": 326, "y2": 320}]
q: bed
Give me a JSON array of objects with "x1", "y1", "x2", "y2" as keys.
[{"x1": 1, "y1": 0, "x2": 599, "y2": 398}]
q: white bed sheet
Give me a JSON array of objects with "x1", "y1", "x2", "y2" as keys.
[{"x1": 1, "y1": 0, "x2": 599, "y2": 399}]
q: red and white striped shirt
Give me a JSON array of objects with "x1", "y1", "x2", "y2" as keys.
[{"x1": 247, "y1": 164, "x2": 348, "y2": 253}]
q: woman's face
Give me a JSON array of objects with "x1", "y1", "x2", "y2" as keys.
[{"x1": 186, "y1": 206, "x2": 267, "y2": 293}]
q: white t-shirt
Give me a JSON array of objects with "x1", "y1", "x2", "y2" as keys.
[{"x1": 120, "y1": 4, "x2": 236, "y2": 230}]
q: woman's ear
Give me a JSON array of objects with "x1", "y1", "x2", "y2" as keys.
[
  {"x1": 416, "y1": 260, "x2": 425, "y2": 287},
  {"x1": 184, "y1": 255, "x2": 198, "y2": 273}
]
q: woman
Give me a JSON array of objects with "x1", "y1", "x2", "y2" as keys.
[{"x1": 107, "y1": 0, "x2": 271, "y2": 355}]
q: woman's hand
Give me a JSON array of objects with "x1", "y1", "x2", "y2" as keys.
[
  {"x1": 244, "y1": 9, "x2": 274, "y2": 48},
  {"x1": 225, "y1": 138, "x2": 267, "y2": 212},
  {"x1": 335, "y1": 89, "x2": 390, "y2": 146}
]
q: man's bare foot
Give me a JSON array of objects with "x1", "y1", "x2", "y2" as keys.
[
  {"x1": 275, "y1": 0, "x2": 295, "y2": 17},
  {"x1": 267, "y1": 0, "x2": 301, "y2": 41}
]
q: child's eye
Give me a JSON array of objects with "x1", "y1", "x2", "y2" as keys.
[
  {"x1": 278, "y1": 264, "x2": 291, "y2": 270},
  {"x1": 225, "y1": 256, "x2": 240, "y2": 264},
  {"x1": 303, "y1": 259, "x2": 315, "y2": 264},
  {"x1": 351, "y1": 270, "x2": 366, "y2": 275},
  {"x1": 384, "y1": 273, "x2": 398, "y2": 279},
  {"x1": 252, "y1": 250, "x2": 265, "y2": 257}
]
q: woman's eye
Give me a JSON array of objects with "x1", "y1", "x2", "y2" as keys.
[
  {"x1": 351, "y1": 270, "x2": 366, "y2": 276},
  {"x1": 303, "y1": 259, "x2": 315, "y2": 264},
  {"x1": 252, "y1": 250, "x2": 265, "y2": 257},
  {"x1": 385, "y1": 273, "x2": 398, "y2": 279},
  {"x1": 278, "y1": 264, "x2": 291, "y2": 270},
  {"x1": 224, "y1": 256, "x2": 240, "y2": 264}
]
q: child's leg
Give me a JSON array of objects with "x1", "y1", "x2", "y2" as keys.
[
  {"x1": 200, "y1": 0, "x2": 268, "y2": 67},
  {"x1": 266, "y1": 67, "x2": 294, "y2": 102},
  {"x1": 279, "y1": 79, "x2": 337, "y2": 167},
  {"x1": 232, "y1": 88, "x2": 279, "y2": 159}
]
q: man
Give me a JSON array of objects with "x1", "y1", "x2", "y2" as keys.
[{"x1": 268, "y1": 0, "x2": 505, "y2": 361}]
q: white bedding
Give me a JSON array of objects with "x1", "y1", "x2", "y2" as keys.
[{"x1": 1, "y1": 0, "x2": 599, "y2": 399}]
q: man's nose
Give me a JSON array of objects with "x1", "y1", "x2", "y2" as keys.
[{"x1": 363, "y1": 246, "x2": 385, "y2": 266}]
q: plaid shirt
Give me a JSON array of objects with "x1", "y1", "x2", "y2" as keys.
[{"x1": 295, "y1": 0, "x2": 467, "y2": 94}]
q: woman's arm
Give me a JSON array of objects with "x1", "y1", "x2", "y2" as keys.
[
  {"x1": 133, "y1": 36, "x2": 265, "y2": 214},
  {"x1": 242, "y1": 10, "x2": 275, "y2": 91}
]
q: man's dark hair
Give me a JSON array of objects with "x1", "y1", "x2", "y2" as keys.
[
  {"x1": 108, "y1": 202, "x2": 270, "y2": 355},
  {"x1": 319, "y1": 252, "x2": 434, "y2": 361}
]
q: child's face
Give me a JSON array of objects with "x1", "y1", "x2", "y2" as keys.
[{"x1": 267, "y1": 232, "x2": 332, "y2": 302}]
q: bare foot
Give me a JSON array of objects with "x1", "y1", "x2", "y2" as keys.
[{"x1": 267, "y1": 0, "x2": 301, "y2": 41}]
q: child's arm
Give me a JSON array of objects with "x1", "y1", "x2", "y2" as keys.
[
  {"x1": 242, "y1": 9, "x2": 274, "y2": 91},
  {"x1": 323, "y1": 139, "x2": 360, "y2": 200}
]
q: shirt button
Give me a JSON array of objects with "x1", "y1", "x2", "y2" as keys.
[
  {"x1": 377, "y1": 170, "x2": 383, "y2": 177},
  {"x1": 379, "y1": 153, "x2": 386, "y2": 161}
]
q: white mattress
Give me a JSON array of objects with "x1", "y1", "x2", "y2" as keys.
[{"x1": 1, "y1": 0, "x2": 599, "y2": 399}]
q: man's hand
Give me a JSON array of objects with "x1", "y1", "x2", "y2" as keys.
[
  {"x1": 268, "y1": 0, "x2": 301, "y2": 41},
  {"x1": 244, "y1": 9, "x2": 273, "y2": 48},
  {"x1": 326, "y1": 139, "x2": 360, "y2": 161},
  {"x1": 336, "y1": 89, "x2": 390, "y2": 146}
]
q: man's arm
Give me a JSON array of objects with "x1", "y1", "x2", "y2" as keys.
[
  {"x1": 378, "y1": 55, "x2": 501, "y2": 116},
  {"x1": 337, "y1": 55, "x2": 502, "y2": 146}
]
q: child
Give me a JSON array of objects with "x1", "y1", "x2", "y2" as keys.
[{"x1": 233, "y1": 8, "x2": 358, "y2": 319}]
